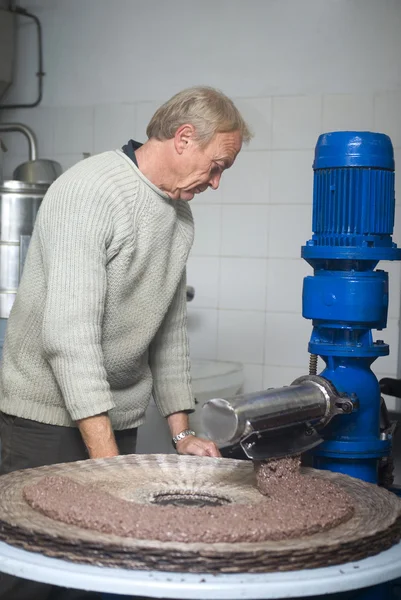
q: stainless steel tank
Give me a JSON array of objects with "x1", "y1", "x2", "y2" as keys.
[{"x1": 0, "y1": 180, "x2": 47, "y2": 318}]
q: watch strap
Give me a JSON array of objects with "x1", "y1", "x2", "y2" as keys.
[{"x1": 172, "y1": 429, "x2": 196, "y2": 449}]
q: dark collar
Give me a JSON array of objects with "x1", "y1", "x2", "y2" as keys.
[{"x1": 122, "y1": 139, "x2": 143, "y2": 167}]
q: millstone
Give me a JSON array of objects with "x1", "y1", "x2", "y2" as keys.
[{"x1": 0, "y1": 454, "x2": 400, "y2": 573}]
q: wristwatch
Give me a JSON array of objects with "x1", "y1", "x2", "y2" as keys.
[{"x1": 172, "y1": 429, "x2": 196, "y2": 449}]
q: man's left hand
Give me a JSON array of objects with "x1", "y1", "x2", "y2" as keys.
[{"x1": 176, "y1": 435, "x2": 221, "y2": 457}]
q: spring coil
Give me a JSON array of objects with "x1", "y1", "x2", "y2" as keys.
[{"x1": 309, "y1": 354, "x2": 318, "y2": 375}]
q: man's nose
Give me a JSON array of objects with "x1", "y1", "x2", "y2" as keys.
[{"x1": 209, "y1": 173, "x2": 221, "y2": 190}]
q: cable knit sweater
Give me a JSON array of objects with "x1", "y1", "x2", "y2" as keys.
[{"x1": 0, "y1": 150, "x2": 195, "y2": 429}]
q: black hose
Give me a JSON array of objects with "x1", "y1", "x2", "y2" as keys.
[{"x1": 0, "y1": 6, "x2": 45, "y2": 110}]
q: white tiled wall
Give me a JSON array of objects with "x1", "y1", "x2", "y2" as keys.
[
  {"x1": 221, "y1": 206, "x2": 269, "y2": 258},
  {"x1": 1, "y1": 0, "x2": 401, "y2": 397},
  {"x1": 272, "y1": 96, "x2": 322, "y2": 150}
]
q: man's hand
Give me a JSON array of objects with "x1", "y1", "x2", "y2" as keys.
[
  {"x1": 167, "y1": 411, "x2": 221, "y2": 457},
  {"x1": 175, "y1": 434, "x2": 221, "y2": 457}
]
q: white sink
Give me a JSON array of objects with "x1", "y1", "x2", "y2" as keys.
[
  {"x1": 136, "y1": 359, "x2": 244, "y2": 454},
  {"x1": 191, "y1": 359, "x2": 244, "y2": 400}
]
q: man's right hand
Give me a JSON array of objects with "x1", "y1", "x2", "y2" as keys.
[{"x1": 76, "y1": 413, "x2": 119, "y2": 459}]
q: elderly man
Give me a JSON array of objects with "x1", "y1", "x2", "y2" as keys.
[
  {"x1": 0, "y1": 86, "x2": 251, "y2": 478},
  {"x1": 0, "y1": 86, "x2": 251, "y2": 599}
]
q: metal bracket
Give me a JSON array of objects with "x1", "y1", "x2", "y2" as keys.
[
  {"x1": 240, "y1": 422, "x2": 324, "y2": 460},
  {"x1": 332, "y1": 396, "x2": 355, "y2": 415},
  {"x1": 291, "y1": 374, "x2": 355, "y2": 422}
]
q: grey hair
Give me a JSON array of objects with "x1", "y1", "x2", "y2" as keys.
[{"x1": 146, "y1": 86, "x2": 253, "y2": 146}]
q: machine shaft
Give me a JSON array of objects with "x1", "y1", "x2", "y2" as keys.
[
  {"x1": 201, "y1": 375, "x2": 352, "y2": 459},
  {"x1": 202, "y1": 379, "x2": 329, "y2": 447}
]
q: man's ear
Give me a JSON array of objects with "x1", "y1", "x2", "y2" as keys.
[{"x1": 174, "y1": 124, "x2": 196, "y2": 155}]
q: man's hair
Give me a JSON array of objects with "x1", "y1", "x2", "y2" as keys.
[{"x1": 146, "y1": 86, "x2": 253, "y2": 146}]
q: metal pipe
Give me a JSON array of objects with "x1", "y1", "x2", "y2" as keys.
[
  {"x1": 0, "y1": 123, "x2": 38, "y2": 161},
  {"x1": 0, "y1": 7, "x2": 44, "y2": 110},
  {"x1": 202, "y1": 379, "x2": 330, "y2": 447}
]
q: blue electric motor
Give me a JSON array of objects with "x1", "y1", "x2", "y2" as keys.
[{"x1": 302, "y1": 131, "x2": 401, "y2": 484}]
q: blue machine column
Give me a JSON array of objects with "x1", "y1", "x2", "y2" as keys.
[{"x1": 302, "y1": 131, "x2": 401, "y2": 484}]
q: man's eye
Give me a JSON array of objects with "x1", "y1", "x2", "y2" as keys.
[{"x1": 213, "y1": 162, "x2": 224, "y2": 173}]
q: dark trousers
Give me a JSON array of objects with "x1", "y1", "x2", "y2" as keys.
[{"x1": 0, "y1": 413, "x2": 138, "y2": 600}]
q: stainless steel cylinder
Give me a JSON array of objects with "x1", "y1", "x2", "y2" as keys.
[
  {"x1": 13, "y1": 159, "x2": 62, "y2": 185},
  {"x1": 201, "y1": 377, "x2": 332, "y2": 447},
  {"x1": 0, "y1": 180, "x2": 47, "y2": 318}
]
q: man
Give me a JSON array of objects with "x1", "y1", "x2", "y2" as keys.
[{"x1": 0, "y1": 85, "x2": 251, "y2": 598}]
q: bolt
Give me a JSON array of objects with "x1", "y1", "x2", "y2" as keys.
[
  {"x1": 341, "y1": 401, "x2": 353, "y2": 414},
  {"x1": 305, "y1": 428, "x2": 314, "y2": 437}
]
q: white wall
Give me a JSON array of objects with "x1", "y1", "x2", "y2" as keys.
[{"x1": 1, "y1": 0, "x2": 401, "y2": 398}]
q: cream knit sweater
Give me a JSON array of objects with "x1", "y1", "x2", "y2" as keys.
[{"x1": 0, "y1": 150, "x2": 195, "y2": 429}]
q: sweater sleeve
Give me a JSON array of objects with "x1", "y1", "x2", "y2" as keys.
[
  {"x1": 148, "y1": 269, "x2": 195, "y2": 417},
  {"x1": 40, "y1": 179, "x2": 116, "y2": 422}
]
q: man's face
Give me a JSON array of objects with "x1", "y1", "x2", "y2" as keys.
[{"x1": 170, "y1": 130, "x2": 242, "y2": 201}]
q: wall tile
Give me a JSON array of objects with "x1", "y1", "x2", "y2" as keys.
[
  {"x1": 54, "y1": 107, "x2": 94, "y2": 154},
  {"x1": 1, "y1": 154, "x2": 26, "y2": 180},
  {"x1": 221, "y1": 151, "x2": 270, "y2": 204},
  {"x1": 268, "y1": 204, "x2": 312, "y2": 258},
  {"x1": 265, "y1": 313, "x2": 312, "y2": 369},
  {"x1": 374, "y1": 92, "x2": 401, "y2": 148},
  {"x1": 221, "y1": 205, "x2": 269, "y2": 257},
  {"x1": 93, "y1": 104, "x2": 136, "y2": 153},
  {"x1": 52, "y1": 153, "x2": 85, "y2": 173},
  {"x1": 234, "y1": 97, "x2": 272, "y2": 150},
  {"x1": 191, "y1": 204, "x2": 221, "y2": 256},
  {"x1": 242, "y1": 364, "x2": 264, "y2": 392},
  {"x1": 266, "y1": 258, "x2": 312, "y2": 313},
  {"x1": 263, "y1": 365, "x2": 308, "y2": 389},
  {"x1": 373, "y1": 318, "x2": 399, "y2": 374},
  {"x1": 217, "y1": 310, "x2": 265, "y2": 364},
  {"x1": 219, "y1": 258, "x2": 267, "y2": 311},
  {"x1": 187, "y1": 308, "x2": 218, "y2": 360},
  {"x1": 270, "y1": 150, "x2": 313, "y2": 205},
  {"x1": 322, "y1": 94, "x2": 374, "y2": 132},
  {"x1": 195, "y1": 186, "x2": 223, "y2": 205},
  {"x1": 135, "y1": 101, "x2": 161, "y2": 142},
  {"x1": 186, "y1": 256, "x2": 219, "y2": 308},
  {"x1": 372, "y1": 368, "x2": 398, "y2": 381},
  {"x1": 272, "y1": 96, "x2": 322, "y2": 150}
]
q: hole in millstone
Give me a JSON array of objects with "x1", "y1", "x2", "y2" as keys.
[{"x1": 152, "y1": 492, "x2": 231, "y2": 507}]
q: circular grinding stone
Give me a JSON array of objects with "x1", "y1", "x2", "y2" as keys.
[{"x1": 0, "y1": 454, "x2": 400, "y2": 573}]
